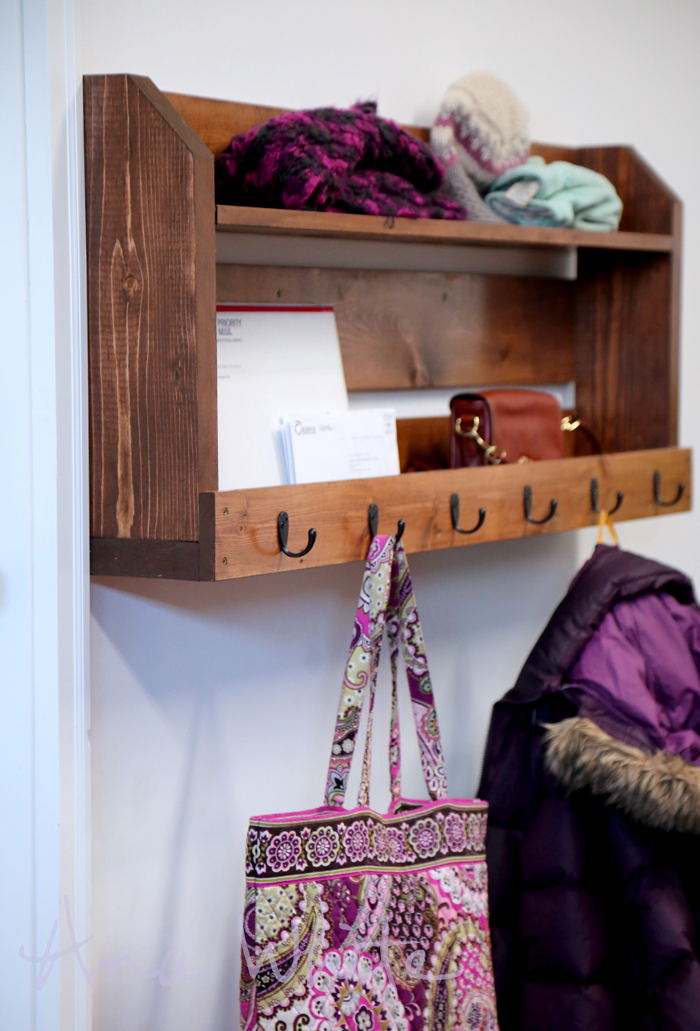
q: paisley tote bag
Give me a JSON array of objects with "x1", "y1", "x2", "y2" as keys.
[{"x1": 240, "y1": 534, "x2": 499, "y2": 1031}]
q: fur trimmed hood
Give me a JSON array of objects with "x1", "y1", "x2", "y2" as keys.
[
  {"x1": 497, "y1": 544, "x2": 700, "y2": 835},
  {"x1": 544, "y1": 717, "x2": 700, "y2": 835}
]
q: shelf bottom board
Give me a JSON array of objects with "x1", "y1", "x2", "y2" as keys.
[
  {"x1": 90, "y1": 538, "x2": 200, "y2": 580},
  {"x1": 90, "y1": 449, "x2": 691, "y2": 581}
]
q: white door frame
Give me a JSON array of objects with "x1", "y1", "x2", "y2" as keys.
[{"x1": 1, "y1": 0, "x2": 90, "y2": 1028}]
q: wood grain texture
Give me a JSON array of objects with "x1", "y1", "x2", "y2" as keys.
[
  {"x1": 200, "y1": 449, "x2": 691, "y2": 580},
  {"x1": 216, "y1": 265, "x2": 576, "y2": 390},
  {"x1": 90, "y1": 538, "x2": 202, "y2": 579},
  {"x1": 575, "y1": 250, "x2": 675, "y2": 452},
  {"x1": 669, "y1": 200, "x2": 683, "y2": 446},
  {"x1": 397, "y1": 412, "x2": 581, "y2": 471},
  {"x1": 164, "y1": 91, "x2": 440, "y2": 154},
  {"x1": 164, "y1": 90, "x2": 577, "y2": 164},
  {"x1": 84, "y1": 74, "x2": 217, "y2": 541},
  {"x1": 165, "y1": 93, "x2": 291, "y2": 156},
  {"x1": 215, "y1": 205, "x2": 672, "y2": 253},
  {"x1": 579, "y1": 146, "x2": 678, "y2": 235},
  {"x1": 397, "y1": 417, "x2": 451, "y2": 471}
]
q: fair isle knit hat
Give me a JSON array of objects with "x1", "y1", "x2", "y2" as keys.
[{"x1": 431, "y1": 72, "x2": 529, "y2": 220}]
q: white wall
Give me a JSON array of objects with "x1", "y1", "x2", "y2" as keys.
[{"x1": 81, "y1": 2, "x2": 700, "y2": 1028}]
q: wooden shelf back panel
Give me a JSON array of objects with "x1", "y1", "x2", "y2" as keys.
[
  {"x1": 395, "y1": 413, "x2": 583, "y2": 472},
  {"x1": 165, "y1": 93, "x2": 291, "y2": 157},
  {"x1": 162, "y1": 91, "x2": 615, "y2": 190},
  {"x1": 164, "y1": 90, "x2": 458, "y2": 155},
  {"x1": 200, "y1": 448, "x2": 690, "y2": 581},
  {"x1": 84, "y1": 74, "x2": 217, "y2": 542},
  {"x1": 215, "y1": 205, "x2": 673, "y2": 254},
  {"x1": 216, "y1": 264, "x2": 576, "y2": 390}
]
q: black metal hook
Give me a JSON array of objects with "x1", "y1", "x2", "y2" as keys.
[
  {"x1": 368, "y1": 503, "x2": 405, "y2": 543},
  {"x1": 653, "y1": 470, "x2": 685, "y2": 507},
  {"x1": 524, "y1": 485, "x2": 557, "y2": 525},
  {"x1": 450, "y1": 493, "x2": 486, "y2": 535},
  {"x1": 277, "y1": 511, "x2": 317, "y2": 558},
  {"x1": 591, "y1": 478, "x2": 623, "y2": 515}
]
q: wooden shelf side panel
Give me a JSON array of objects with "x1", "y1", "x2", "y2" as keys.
[
  {"x1": 579, "y1": 146, "x2": 678, "y2": 236},
  {"x1": 84, "y1": 74, "x2": 217, "y2": 542}
]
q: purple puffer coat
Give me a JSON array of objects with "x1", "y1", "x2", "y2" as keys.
[
  {"x1": 479, "y1": 544, "x2": 700, "y2": 1031},
  {"x1": 216, "y1": 102, "x2": 466, "y2": 220}
]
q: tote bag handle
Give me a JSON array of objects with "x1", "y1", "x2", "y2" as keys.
[{"x1": 324, "y1": 534, "x2": 448, "y2": 808}]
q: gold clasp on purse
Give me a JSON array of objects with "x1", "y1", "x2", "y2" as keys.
[
  {"x1": 454, "y1": 415, "x2": 507, "y2": 465},
  {"x1": 561, "y1": 416, "x2": 581, "y2": 432}
]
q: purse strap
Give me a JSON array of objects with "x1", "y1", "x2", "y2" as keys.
[{"x1": 324, "y1": 534, "x2": 448, "y2": 808}]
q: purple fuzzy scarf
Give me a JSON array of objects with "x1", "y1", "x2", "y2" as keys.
[{"x1": 216, "y1": 102, "x2": 466, "y2": 220}]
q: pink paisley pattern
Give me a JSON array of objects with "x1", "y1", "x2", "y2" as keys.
[
  {"x1": 325, "y1": 535, "x2": 394, "y2": 809},
  {"x1": 240, "y1": 856, "x2": 499, "y2": 1031},
  {"x1": 305, "y1": 826, "x2": 341, "y2": 868},
  {"x1": 444, "y1": 813, "x2": 468, "y2": 853},
  {"x1": 241, "y1": 536, "x2": 499, "y2": 1031},
  {"x1": 408, "y1": 818, "x2": 441, "y2": 860},
  {"x1": 264, "y1": 830, "x2": 305, "y2": 874},
  {"x1": 386, "y1": 546, "x2": 448, "y2": 803},
  {"x1": 246, "y1": 805, "x2": 486, "y2": 879},
  {"x1": 325, "y1": 536, "x2": 447, "y2": 810}
]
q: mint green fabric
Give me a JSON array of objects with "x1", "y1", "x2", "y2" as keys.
[{"x1": 485, "y1": 155, "x2": 623, "y2": 231}]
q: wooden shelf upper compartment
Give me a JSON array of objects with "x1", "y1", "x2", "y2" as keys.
[
  {"x1": 84, "y1": 74, "x2": 688, "y2": 581},
  {"x1": 215, "y1": 205, "x2": 674, "y2": 253}
]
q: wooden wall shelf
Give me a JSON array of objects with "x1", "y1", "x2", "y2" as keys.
[
  {"x1": 216, "y1": 205, "x2": 674, "y2": 254},
  {"x1": 91, "y1": 449, "x2": 691, "y2": 581},
  {"x1": 84, "y1": 74, "x2": 689, "y2": 581}
]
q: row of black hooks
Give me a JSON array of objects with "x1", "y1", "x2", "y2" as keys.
[{"x1": 276, "y1": 470, "x2": 685, "y2": 558}]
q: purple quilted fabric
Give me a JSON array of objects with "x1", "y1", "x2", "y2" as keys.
[{"x1": 216, "y1": 102, "x2": 466, "y2": 220}]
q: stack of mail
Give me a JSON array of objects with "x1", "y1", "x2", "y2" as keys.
[
  {"x1": 216, "y1": 304, "x2": 348, "y2": 490},
  {"x1": 281, "y1": 409, "x2": 401, "y2": 484}
]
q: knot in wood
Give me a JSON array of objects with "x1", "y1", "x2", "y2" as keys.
[{"x1": 123, "y1": 274, "x2": 139, "y2": 299}]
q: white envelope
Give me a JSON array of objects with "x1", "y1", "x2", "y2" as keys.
[
  {"x1": 283, "y1": 409, "x2": 400, "y2": 484},
  {"x1": 217, "y1": 305, "x2": 348, "y2": 490}
]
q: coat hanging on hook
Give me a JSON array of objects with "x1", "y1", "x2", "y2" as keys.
[{"x1": 480, "y1": 544, "x2": 700, "y2": 1030}]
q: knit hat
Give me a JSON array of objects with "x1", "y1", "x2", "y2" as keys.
[{"x1": 431, "y1": 72, "x2": 530, "y2": 222}]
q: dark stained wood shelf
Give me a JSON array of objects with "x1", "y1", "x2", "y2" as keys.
[
  {"x1": 216, "y1": 205, "x2": 674, "y2": 253},
  {"x1": 84, "y1": 75, "x2": 689, "y2": 581}
]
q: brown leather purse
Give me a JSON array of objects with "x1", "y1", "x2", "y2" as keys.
[{"x1": 449, "y1": 389, "x2": 587, "y2": 467}]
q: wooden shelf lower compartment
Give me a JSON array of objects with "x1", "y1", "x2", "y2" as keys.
[{"x1": 91, "y1": 448, "x2": 691, "y2": 581}]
